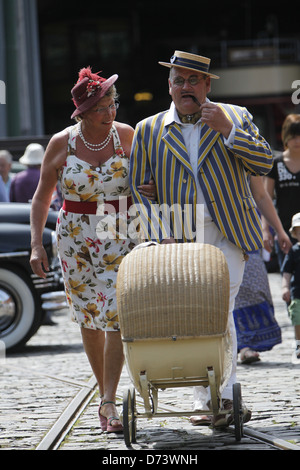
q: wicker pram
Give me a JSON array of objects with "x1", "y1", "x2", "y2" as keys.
[{"x1": 117, "y1": 243, "x2": 243, "y2": 445}]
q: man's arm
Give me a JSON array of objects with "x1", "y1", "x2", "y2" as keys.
[{"x1": 201, "y1": 102, "x2": 273, "y2": 176}]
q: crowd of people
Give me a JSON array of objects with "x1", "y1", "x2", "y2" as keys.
[
  {"x1": 2, "y1": 50, "x2": 299, "y2": 433},
  {"x1": 0, "y1": 143, "x2": 45, "y2": 203}
]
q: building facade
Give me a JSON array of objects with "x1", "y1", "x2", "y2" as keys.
[{"x1": 0, "y1": 0, "x2": 300, "y2": 154}]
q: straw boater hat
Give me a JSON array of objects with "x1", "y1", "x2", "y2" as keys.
[
  {"x1": 71, "y1": 66, "x2": 118, "y2": 119},
  {"x1": 159, "y1": 50, "x2": 219, "y2": 79},
  {"x1": 19, "y1": 143, "x2": 44, "y2": 166},
  {"x1": 289, "y1": 212, "x2": 300, "y2": 237}
]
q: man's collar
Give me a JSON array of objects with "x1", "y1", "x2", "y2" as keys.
[
  {"x1": 165, "y1": 99, "x2": 210, "y2": 126},
  {"x1": 165, "y1": 102, "x2": 181, "y2": 126}
]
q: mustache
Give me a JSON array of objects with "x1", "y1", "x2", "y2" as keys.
[{"x1": 181, "y1": 94, "x2": 201, "y2": 107}]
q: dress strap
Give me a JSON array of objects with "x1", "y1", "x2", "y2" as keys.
[
  {"x1": 67, "y1": 124, "x2": 78, "y2": 155},
  {"x1": 111, "y1": 125, "x2": 126, "y2": 157}
]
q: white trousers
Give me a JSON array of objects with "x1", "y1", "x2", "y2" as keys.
[{"x1": 193, "y1": 217, "x2": 245, "y2": 409}]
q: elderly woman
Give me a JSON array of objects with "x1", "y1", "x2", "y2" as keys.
[{"x1": 30, "y1": 67, "x2": 154, "y2": 433}]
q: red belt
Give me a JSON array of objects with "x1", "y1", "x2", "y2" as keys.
[{"x1": 62, "y1": 197, "x2": 132, "y2": 215}]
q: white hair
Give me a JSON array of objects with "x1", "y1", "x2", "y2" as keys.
[{"x1": 0, "y1": 150, "x2": 13, "y2": 164}]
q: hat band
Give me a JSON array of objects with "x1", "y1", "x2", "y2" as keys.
[{"x1": 170, "y1": 55, "x2": 210, "y2": 73}]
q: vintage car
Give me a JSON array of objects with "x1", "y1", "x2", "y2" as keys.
[{"x1": 0, "y1": 202, "x2": 66, "y2": 352}]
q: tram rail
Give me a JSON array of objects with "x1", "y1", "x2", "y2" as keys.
[{"x1": 34, "y1": 375, "x2": 300, "y2": 451}]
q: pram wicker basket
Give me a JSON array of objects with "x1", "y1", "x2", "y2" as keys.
[{"x1": 117, "y1": 243, "x2": 229, "y2": 341}]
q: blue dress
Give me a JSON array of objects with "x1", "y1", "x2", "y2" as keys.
[{"x1": 233, "y1": 251, "x2": 282, "y2": 352}]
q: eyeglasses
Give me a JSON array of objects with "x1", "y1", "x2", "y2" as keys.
[
  {"x1": 92, "y1": 101, "x2": 120, "y2": 114},
  {"x1": 172, "y1": 76, "x2": 205, "y2": 87}
]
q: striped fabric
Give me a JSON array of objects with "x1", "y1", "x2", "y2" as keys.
[
  {"x1": 129, "y1": 103, "x2": 273, "y2": 251},
  {"x1": 170, "y1": 54, "x2": 210, "y2": 73}
]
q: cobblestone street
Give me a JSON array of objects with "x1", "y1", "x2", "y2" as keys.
[{"x1": 0, "y1": 273, "x2": 299, "y2": 451}]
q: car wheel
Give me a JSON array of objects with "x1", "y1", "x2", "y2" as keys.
[{"x1": 0, "y1": 267, "x2": 42, "y2": 352}]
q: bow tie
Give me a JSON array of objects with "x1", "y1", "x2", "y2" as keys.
[{"x1": 177, "y1": 111, "x2": 202, "y2": 124}]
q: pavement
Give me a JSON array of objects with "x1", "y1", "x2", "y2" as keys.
[{"x1": 1, "y1": 272, "x2": 300, "y2": 451}]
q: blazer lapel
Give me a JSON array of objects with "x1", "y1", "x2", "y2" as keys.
[
  {"x1": 198, "y1": 124, "x2": 220, "y2": 169},
  {"x1": 162, "y1": 123, "x2": 194, "y2": 176}
]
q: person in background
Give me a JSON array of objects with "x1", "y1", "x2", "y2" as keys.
[
  {"x1": 264, "y1": 114, "x2": 300, "y2": 268},
  {"x1": 10, "y1": 143, "x2": 44, "y2": 203},
  {"x1": 0, "y1": 175, "x2": 9, "y2": 202},
  {"x1": 0, "y1": 150, "x2": 13, "y2": 198},
  {"x1": 263, "y1": 114, "x2": 300, "y2": 362},
  {"x1": 282, "y1": 212, "x2": 300, "y2": 363},
  {"x1": 233, "y1": 176, "x2": 291, "y2": 364}
]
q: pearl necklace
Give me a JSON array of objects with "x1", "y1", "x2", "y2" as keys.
[{"x1": 78, "y1": 123, "x2": 113, "y2": 151}]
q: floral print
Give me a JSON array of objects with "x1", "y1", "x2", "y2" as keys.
[{"x1": 56, "y1": 124, "x2": 138, "y2": 331}]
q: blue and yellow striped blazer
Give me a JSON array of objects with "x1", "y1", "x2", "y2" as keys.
[{"x1": 129, "y1": 102, "x2": 273, "y2": 252}]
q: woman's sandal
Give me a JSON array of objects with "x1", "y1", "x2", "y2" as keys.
[
  {"x1": 98, "y1": 401, "x2": 107, "y2": 432},
  {"x1": 107, "y1": 416, "x2": 123, "y2": 433},
  {"x1": 190, "y1": 415, "x2": 211, "y2": 426},
  {"x1": 98, "y1": 401, "x2": 123, "y2": 433},
  {"x1": 240, "y1": 347, "x2": 260, "y2": 364}
]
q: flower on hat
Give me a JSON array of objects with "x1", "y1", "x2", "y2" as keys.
[
  {"x1": 86, "y1": 80, "x2": 101, "y2": 97},
  {"x1": 77, "y1": 66, "x2": 106, "y2": 98}
]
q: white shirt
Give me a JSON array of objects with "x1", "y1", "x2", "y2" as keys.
[{"x1": 165, "y1": 101, "x2": 236, "y2": 242}]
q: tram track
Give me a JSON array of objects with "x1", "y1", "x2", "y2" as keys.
[
  {"x1": 36, "y1": 376, "x2": 98, "y2": 450},
  {"x1": 239, "y1": 427, "x2": 300, "y2": 451},
  {"x1": 34, "y1": 376, "x2": 300, "y2": 451}
]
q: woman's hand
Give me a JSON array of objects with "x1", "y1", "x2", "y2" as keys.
[
  {"x1": 30, "y1": 245, "x2": 50, "y2": 279},
  {"x1": 282, "y1": 287, "x2": 291, "y2": 304},
  {"x1": 277, "y1": 229, "x2": 292, "y2": 254},
  {"x1": 137, "y1": 179, "x2": 157, "y2": 200}
]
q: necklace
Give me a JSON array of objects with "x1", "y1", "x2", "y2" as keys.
[{"x1": 78, "y1": 123, "x2": 113, "y2": 151}]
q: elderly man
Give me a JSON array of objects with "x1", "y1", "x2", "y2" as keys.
[
  {"x1": 0, "y1": 150, "x2": 13, "y2": 198},
  {"x1": 10, "y1": 143, "x2": 44, "y2": 203},
  {"x1": 129, "y1": 50, "x2": 273, "y2": 427}
]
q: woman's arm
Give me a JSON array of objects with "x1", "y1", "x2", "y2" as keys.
[
  {"x1": 30, "y1": 131, "x2": 68, "y2": 278},
  {"x1": 250, "y1": 176, "x2": 292, "y2": 254}
]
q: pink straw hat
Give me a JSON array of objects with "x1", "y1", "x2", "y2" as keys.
[{"x1": 71, "y1": 67, "x2": 118, "y2": 119}]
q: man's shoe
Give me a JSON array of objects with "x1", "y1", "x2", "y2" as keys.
[
  {"x1": 212, "y1": 399, "x2": 252, "y2": 428},
  {"x1": 212, "y1": 399, "x2": 233, "y2": 427}
]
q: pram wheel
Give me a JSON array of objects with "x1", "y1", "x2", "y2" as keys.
[
  {"x1": 233, "y1": 382, "x2": 243, "y2": 441},
  {"x1": 123, "y1": 386, "x2": 136, "y2": 447}
]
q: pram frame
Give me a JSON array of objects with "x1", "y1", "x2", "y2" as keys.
[{"x1": 117, "y1": 243, "x2": 244, "y2": 446}]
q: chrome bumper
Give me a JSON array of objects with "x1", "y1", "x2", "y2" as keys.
[
  {"x1": 31, "y1": 269, "x2": 67, "y2": 311},
  {"x1": 31, "y1": 269, "x2": 63, "y2": 290},
  {"x1": 41, "y1": 291, "x2": 67, "y2": 311}
]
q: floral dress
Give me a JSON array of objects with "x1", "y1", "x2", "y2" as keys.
[{"x1": 56, "y1": 123, "x2": 139, "y2": 331}]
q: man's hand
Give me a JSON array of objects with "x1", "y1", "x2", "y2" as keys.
[
  {"x1": 200, "y1": 102, "x2": 233, "y2": 138},
  {"x1": 161, "y1": 237, "x2": 176, "y2": 244}
]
